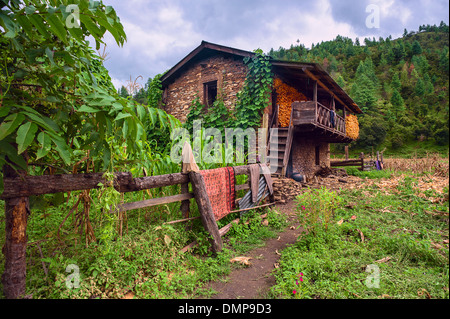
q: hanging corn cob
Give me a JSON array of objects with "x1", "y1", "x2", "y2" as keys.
[
  {"x1": 273, "y1": 78, "x2": 308, "y2": 127},
  {"x1": 345, "y1": 114, "x2": 359, "y2": 139}
]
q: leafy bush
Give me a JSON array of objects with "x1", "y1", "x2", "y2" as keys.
[{"x1": 295, "y1": 187, "x2": 343, "y2": 235}]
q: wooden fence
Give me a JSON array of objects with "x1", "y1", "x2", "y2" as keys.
[
  {"x1": 1, "y1": 164, "x2": 272, "y2": 299},
  {"x1": 330, "y1": 151, "x2": 384, "y2": 172}
]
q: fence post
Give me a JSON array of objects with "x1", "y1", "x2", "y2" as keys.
[
  {"x1": 180, "y1": 168, "x2": 190, "y2": 220},
  {"x1": 2, "y1": 164, "x2": 29, "y2": 299},
  {"x1": 188, "y1": 171, "x2": 223, "y2": 253},
  {"x1": 360, "y1": 152, "x2": 365, "y2": 171}
]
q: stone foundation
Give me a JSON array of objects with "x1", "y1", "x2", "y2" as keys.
[{"x1": 290, "y1": 134, "x2": 330, "y2": 179}]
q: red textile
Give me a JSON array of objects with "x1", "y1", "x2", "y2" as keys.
[{"x1": 199, "y1": 167, "x2": 235, "y2": 221}]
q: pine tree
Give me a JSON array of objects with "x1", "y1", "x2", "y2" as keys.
[
  {"x1": 391, "y1": 89, "x2": 405, "y2": 116},
  {"x1": 439, "y1": 47, "x2": 449, "y2": 74},
  {"x1": 415, "y1": 78, "x2": 425, "y2": 96},
  {"x1": 423, "y1": 73, "x2": 434, "y2": 94},
  {"x1": 336, "y1": 75, "x2": 346, "y2": 89},
  {"x1": 391, "y1": 73, "x2": 402, "y2": 91},
  {"x1": 351, "y1": 74, "x2": 377, "y2": 111},
  {"x1": 119, "y1": 86, "x2": 129, "y2": 98},
  {"x1": 412, "y1": 40, "x2": 423, "y2": 55}
]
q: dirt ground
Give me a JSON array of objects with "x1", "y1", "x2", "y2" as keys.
[{"x1": 202, "y1": 200, "x2": 301, "y2": 299}]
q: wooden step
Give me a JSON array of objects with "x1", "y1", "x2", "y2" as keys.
[
  {"x1": 269, "y1": 144, "x2": 286, "y2": 151},
  {"x1": 269, "y1": 136, "x2": 287, "y2": 143},
  {"x1": 271, "y1": 131, "x2": 289, "y2": 138},
  {"x1": 267, "y1": 154, "x2": 285, "y2": 160}
]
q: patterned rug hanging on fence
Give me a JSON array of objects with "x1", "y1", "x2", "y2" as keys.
[{"x1": 200, "y1": 167, "x2": 235, "y2": 221}]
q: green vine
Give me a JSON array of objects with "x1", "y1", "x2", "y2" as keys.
[
  {"x1": 234, "y1": 49, "x2": 273, "y2": 129},
  {"x1": 184, "y1": 49, "x2": 273, "y2": 133}
]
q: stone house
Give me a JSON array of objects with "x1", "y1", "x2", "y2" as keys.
[{"x1": 160, "y1": 41, "x2": 362, "y2": 179}]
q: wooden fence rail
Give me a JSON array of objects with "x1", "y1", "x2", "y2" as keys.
[{"x1": 1, "y1": 164, "x2": 259, "y2": 299}]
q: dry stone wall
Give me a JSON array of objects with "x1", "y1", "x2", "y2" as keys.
[{"x1": 163, "y1": 55, "x2": 248, "y2": 122}]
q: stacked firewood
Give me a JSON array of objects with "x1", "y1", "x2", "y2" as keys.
[
  {"x1": 272, "y1": 177, "x2": 304, "y2": 203},
  {"x1": 273, "y1": 78, "x2": 308, "y2": 127},
  {"x1": 345, "y1": 114, "x2": 360, "y2": 139}
]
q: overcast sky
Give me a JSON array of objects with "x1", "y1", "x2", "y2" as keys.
[{"x1": 100, "y1": 0, "x2": 449, "y2": 90}]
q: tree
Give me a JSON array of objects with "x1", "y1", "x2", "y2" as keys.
[
  {"x1": 351, "y1": 74, "x2": 377, "y2": 112},
  {"x1": 393, "y1": 41, "x2": 406, "y2": 61},
  {"x1": 0, "y1": 0, "x2": 177, "y2": 174},
  {"x1": 411, "y1": 40, "x2": 423, "y2": 55},
  {"x1": 439, "y1": 46, "x2": 449, "y2": 74},
  {"x1": 355, "y1": 113, "x2": 388, "y2": 148},
  {"x1": 391, "y1": 73, "x2": 401, "y2": 91},
  {"x1": 415, "y1": 78, "x2": 426, "y2": 96},
  {"x1": 423, "y1": 73, "x2": 434, "y2": 94},
  {"x1": 391, "y1": 89, "x2": 405, "y2": 117},
  {"x1": 336, "y1": 75, "x2": 346, "y2": 89},
  {"x1": 119, "y1": 86, "x2": 130, "y2": 98}
]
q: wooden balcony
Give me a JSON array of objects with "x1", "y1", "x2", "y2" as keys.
[{"x1": 291, "y1": 101, "x2": 353, "y2": 143}]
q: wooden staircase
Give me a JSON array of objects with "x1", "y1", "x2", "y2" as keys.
[{"x1": 266, "y1": 105, "x2": 294, "y2": 176}]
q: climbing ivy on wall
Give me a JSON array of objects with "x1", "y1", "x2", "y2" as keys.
[
  {"x1": 234, "y1": 49, "x2": 274, "y2": 129},
  {"x1": 183, "y1": 49, "x2": 273, "y2": 133}
]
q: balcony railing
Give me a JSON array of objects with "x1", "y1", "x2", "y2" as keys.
[{"x1": 292, "y1": 101, "x2": 348, "y2": 138}]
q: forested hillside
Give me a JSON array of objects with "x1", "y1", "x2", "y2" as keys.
[{"x1": 268, "y1": 22, "x2": 449, "y2": 156}]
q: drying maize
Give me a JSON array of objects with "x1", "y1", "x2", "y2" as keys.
[
  {"x1": 273, "y1": 78, "x2": 308, "y2": 127},
  {"x1": 345, "y1": 114, "x2": 359, "y2": 139}
]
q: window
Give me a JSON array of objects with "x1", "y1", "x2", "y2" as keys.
[{"x1": 203, "y1": 80, "x2": 218, "y2": 107}]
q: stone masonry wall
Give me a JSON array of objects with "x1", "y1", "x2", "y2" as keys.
[
  {"x1": 290, "y1": 133, "x2": 330, "y2": 179},
  {"x1": 163, "y1": 55, "x2": 248, "y2": 122}
]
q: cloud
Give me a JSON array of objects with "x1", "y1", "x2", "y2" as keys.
[
  {"x1": 101, "y1": 0, "x2": 449, "y2": 89},
  {"x1": 102, "y1": 0, "x2": 203, "y2": 85}
]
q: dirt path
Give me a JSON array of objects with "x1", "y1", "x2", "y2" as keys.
[{"x1": 201, "y1": 201, "x2": 302, "y2": 299}]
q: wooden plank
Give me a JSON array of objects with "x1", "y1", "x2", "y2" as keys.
[
  {"x1": 303, "y1": 68, "x2": 352, "y2": 114},
  {"x1": 330, "y1": 160, "x2": 362, "y2": 167},
  {"x1": 180, "y1": 161, "x2": 191, "y2": 219},
  {"x1": 2, "y1": 164, "x2": 29, "y2": 299},
  {"x1": 180, "y1": 218, "x2": 240, "y2": 253},
  {"x1": 1, "y1": 165, "x2": 254, "y2": 199},
  {"x1": 119, "y1": 193, "x2": 194, "y2": 212},
  {"x1": 164, "y1": 216, "x2": 200, "y2": 225},
  {"x1": 229, "y1": 202, "x2": 276, "y2": 214},
  {"x1": 235, "y1": 183, "x2": 250, "y2": 191},
  {"x1": 189, "y1": 171, "x2": 223, "y2": 253}
]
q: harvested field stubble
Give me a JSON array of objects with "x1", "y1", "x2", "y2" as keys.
[{"x1": 383, "y1": 154, "x2": 449, "y2": 177}]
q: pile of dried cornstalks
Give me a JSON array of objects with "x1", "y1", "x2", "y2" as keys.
[
  {"x1": 383, "y1": 154, "x2": 449, "y2": 177},
  {"x1": 273, "y1": 77, "x2": 308, "y2": 127},
  {"x1": 345, "y1": 114, "x2": 359, "y2": 139}
]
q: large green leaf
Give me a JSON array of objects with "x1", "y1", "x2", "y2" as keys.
[
  {"x1": 46, "y1": 11, "x2": 68, "y2": 43},
  {"x1": 36, "y1": 132, "x2": 52, "y2": 159},
  {"x1": 28, "y1": 13, "x2": 49, "y2": 38},
  {"x1": 78, "y1": 105, "x2": 100, "y2": 113},
  {"x1": 115, "y1": 112, "x2": 132, "y2": 121},
  {"x1": 50, "y1": 135, "x2": 71, "y2": 165},
  {"x1": 16, "y1": 121, "x2": 38, "y2": 154},
  {"x1": 0, "y1": 113, "x2": 25, "y2": 141},
  {"x1": 0, "y1": 141, "x2": 27, "y2": 170}
]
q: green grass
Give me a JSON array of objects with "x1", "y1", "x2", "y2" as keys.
[
  {"x1": 0, "y1": 190, "x2": 286, "y2": 299},
  {"x1": 346, "y1": 167, "x2": 394, "y2": 179},
  {"x1": 269, "y1": 174, "x2": 449, "y2": 299}
]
